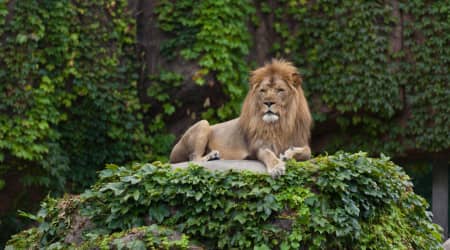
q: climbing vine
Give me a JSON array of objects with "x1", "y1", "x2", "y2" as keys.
[
  {"x1": 2, "y1": 1, "x2": 445, "y2": 190},
  {"x1": 154, "y1": 0, "x2": 448, "y2": 155},
  {"x1": 145, "y1": 70, "x2": 184, "y2": 160},
  {"x1": 155, "y1": 0, "x2": 255, "y2": 121},
  {"x1": 268, "y1": 0, "x2": 449, "y2": 155},
  {"x1": 0, "y1": 0, "x2": 153, "y2": 191},
  {"x1": 399, "y1": 1, "x2": 449, "y2": 151},
  {"x1": 0, "y1": 0, "x2": 448, "y2": 246},
  {"x1": 6, "y1": 153, "x2": 443, "y2": 249}
]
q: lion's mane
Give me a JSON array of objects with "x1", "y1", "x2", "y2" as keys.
[{"x1": 239, "y1": 59, "x2": 312, "y2": 155}]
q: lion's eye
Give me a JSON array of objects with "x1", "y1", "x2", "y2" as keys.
[
  {"x1": 277, "y1": 88, "x2": 285, "y2": 93},
  {"x1": 260, "y1": 89, "x2": 267, "y2": 93}
]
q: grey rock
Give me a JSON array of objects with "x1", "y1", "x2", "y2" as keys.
[
  {"x1": 444, "y1": 238, "x2": 450, "y2": 250},
  {"x1": 171, "y1": 160, "x2": 267, "y2": 174}
]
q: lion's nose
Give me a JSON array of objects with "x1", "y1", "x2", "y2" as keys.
[{"x1": 264, "y1": 102, "x2": 274, "y2": 107}]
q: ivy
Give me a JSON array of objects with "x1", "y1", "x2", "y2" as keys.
[
  {"x1": 2, "y1": 0, "x2": 446, "y2": 191},
  {"x1": 1, "y1": 0, "x2": 448, "y2": 246},
  {"x1": 145, "y1": 71, "x2": 183, "y2": 162},
  {"x1": 6, "y1": 225, "x2": 194, "y2": 250},
  {"x1": 0, "y1": 0, "x2": 75, "y2": 189},
  {"x1": 0, "y1": 0, "x2": 161, "y2": 193},
  {"x1": 6, "y1": 152, "x2": 442, "y2": 249},
  {"x1": 268, "y1": 0, "x2": 449, "y2": 155},
  {"x1": 399, "y1": 1, "x2": 449, "y2": 151},
  {"x1": 155, "y1": 0, "x2": 255, "y2": 121},
  {"x1": 153, "y1": 0, "x2": 448, "y2": 155}
]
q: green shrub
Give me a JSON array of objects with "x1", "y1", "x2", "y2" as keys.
[{"x1": 6, "y1": 152, "x2": 442, "y2": 249}]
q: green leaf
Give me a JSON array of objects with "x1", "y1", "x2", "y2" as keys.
[
  {"x1": 163, "y1": 103, "x2": 176, "y2": 115},
  {"x1": 16, "y1": 34, "x2": 28, "y2": 43},
  {"x1": 121, "y1": 175, "x2": 141, "y2": 185},
  {"x1": 233, "y1": 213, "x2": 247, "y2": 224},
  {"x1": 133, "y1": 190, "x2": 140, "y2": 201},
  {"x1": 254, "y1": 244, "x2": 271, "y2": 250},
  {"x1": 149, "y1": 204, "x2": 170, "y2": 223},
  {"x1": 100, "y1": 182, "x2": 125, "y2": 195}
]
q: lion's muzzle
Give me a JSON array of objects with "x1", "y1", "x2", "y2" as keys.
[{"x1": 263, "y1": 111, "x2": 279, "y2": 123}]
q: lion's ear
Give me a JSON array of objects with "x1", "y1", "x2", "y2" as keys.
[{"x1": 292, "y1": 73, "x2": 303, "y2": 87}]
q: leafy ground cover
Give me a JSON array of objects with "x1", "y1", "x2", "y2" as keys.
[{"x1": 6, "y1": 152, "x2": 442, "y2": 249}]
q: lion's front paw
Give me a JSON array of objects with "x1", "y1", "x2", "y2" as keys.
[
  {"x1": 279, "y1": 153, "x2": 288, "y2": 161},
  {"x1": 202, "y1": 150, "x2": 220, "y2": 161},
  {"x1": 281, "y1": 146, "x2": 310, "y2": 161},
  {"x1": 268, "y1": 161, "x2": 286, "y2": 178}
]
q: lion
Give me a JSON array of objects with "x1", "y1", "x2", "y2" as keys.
[{"x1": 170, "y1": 59, "x2": 312, "y2": 177}]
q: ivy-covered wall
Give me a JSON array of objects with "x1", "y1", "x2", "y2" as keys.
[
  {"x1": 0, "y1": 0, "x2": 448, "y2": 246},
  {"x1": 148, "y1": 0, "x2": 449, "y2": 156},
  {"x1": 269, "y1": 0, "x2": 449, "y2": 155},
  {"x1": 0, "y1": 0, "x2": 149, "y2": 191},
  {"x1": 0, "y1": 0, "x2": 156, "y2": 244}
]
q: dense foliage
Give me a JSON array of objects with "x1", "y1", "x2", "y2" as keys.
[
  {"x1": 1, "y1": 0, "x2": 447, "y2": 196},
  {"x1": 1, "y1": 0, "x2": 448, "y2": 246},
  {"x1": 267, "y1": 1, "x2": 449, "y2": 154},
  {"x1": 155, "y1": 0, "x2": 255, "y2": 121},
  {"x1": 0, "y1": 1, "x2": 156, "y2": 192},
  {"x1": 6, "y1": 152, "x2": 442, "y2": 249},
  {"x1": 154, "y1": 0, "x2": 449, "y2": 154},
  {"x1": 0, "y1": 1, "x2": 157, "y2": 243}
]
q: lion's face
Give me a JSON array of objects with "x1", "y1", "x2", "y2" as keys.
[
  {"x1": 239, "y1": 59, "x2": 312, "y2": 154},
  {"x1": 255, "y1": 75, "x2": 293, "y2": 124}
]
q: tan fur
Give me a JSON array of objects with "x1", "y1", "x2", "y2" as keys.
[{"x1": 170, "y1": 59, "x2": 312, "y2": 177}]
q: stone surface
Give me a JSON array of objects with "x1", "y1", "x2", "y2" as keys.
[
  {"x1": 443, "y1": 238, "x2": 450, "y2": 250},
  {"x1": 171, "y1": 160, "x2": 268, "y2": 174}
]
